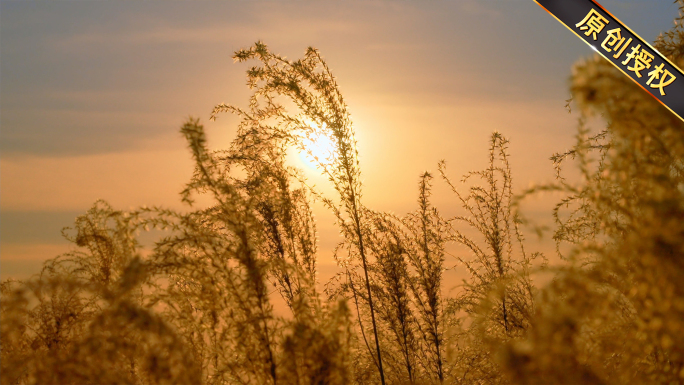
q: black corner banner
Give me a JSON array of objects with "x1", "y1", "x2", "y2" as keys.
[{"x1": 535, "y1": 0, "x2": 684, "y2": 122}]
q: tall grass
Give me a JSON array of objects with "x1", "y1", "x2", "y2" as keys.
[{"x1": 3, "y1": 3, "x2": 684, "y2": 383}]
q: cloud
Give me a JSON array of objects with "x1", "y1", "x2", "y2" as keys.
[
  {"x1": 0, "y1": 244, "x2": 72, "y2": 279},
  {"x1": 0, "y1": 149, "x2": 195, "y2": 211},
  {"x1": 0, "y1": 211, "x2": 82, "y2": 244},
  {"x1": 457, "y1": 0, "x2": 503, "y2": 20}
]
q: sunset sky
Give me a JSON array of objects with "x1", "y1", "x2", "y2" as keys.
[{"x1": 1, "y1": 0, "x2": 680, "y2": 279}]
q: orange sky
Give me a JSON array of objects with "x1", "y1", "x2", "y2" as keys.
[{"x1": 1, "y1": 0, "x2": 680, "y2": 279}]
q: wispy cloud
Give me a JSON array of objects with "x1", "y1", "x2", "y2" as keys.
[
  {"x1": 457, "y1": 0, "x2": 503, "y2": 20},
  {"x1": 0, "y1": 149, "x2": 194, "y2": 211}
]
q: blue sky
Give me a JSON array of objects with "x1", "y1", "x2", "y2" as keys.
[{"x1": 1, "y1": 0, "x2": 681, "y2": 278}]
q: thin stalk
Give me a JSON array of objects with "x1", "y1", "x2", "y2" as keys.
[{"x1": 350, "y1": 196, "x2": 386, "y2": 385}]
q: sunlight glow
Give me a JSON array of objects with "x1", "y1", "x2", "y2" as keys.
[{"x1": 299, "y1": 130, "x2": 336, "y2": 171}]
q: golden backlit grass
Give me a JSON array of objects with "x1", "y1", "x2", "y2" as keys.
[{"x1": 3, "y1": 2, "x2": 684, "y2": 383}]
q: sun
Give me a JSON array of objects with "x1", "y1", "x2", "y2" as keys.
[{"x1": 298, "y1": 132, "x2": 336, "y2": 171}]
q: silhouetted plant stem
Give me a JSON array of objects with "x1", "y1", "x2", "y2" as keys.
[
  {"x1": 349, "y1": 193, "x2": 386, "y2": 385},
  {"x1": 417, "y1": 173, "x2": 445, "y2": 382},
  {"x1": 347, "y1": 269, "x2": 381, "y2": 372}
]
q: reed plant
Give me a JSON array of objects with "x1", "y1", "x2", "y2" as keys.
[{"x1": 3, "y1": 4, "x2": 684, "y2": 381}]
